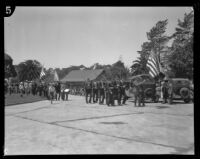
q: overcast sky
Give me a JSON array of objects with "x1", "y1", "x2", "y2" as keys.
[{"x1": 4, "y1": 7, "x2": 192, "y2": 69}]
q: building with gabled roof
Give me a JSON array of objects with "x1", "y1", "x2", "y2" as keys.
[{"x1": 60, "y1": 69, "x2": 106, "y2": 87}]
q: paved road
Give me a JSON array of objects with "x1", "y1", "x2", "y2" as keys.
[{"x1": 5, "y1": 95, "x2": 194, "y2": 154}]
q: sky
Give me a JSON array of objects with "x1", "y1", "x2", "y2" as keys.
[{"x1": 4, "y1": 7, "x2": 192, "y2": 69}]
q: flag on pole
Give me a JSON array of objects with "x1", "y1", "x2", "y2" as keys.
[
  {"x1": 40, "y1": 66, "x2": 46, "y2": 79},
  {"x1": 146, "y1": 51, "x2": 160, "y2": 78},
  {"x1": 93, "y1": 63, "x2": 97, "y2": 70},
  {"x1": 54, "y1": 70, "x2": 59, "y2": 81}
]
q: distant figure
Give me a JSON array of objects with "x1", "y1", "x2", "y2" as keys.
[
  {"x1": 8, "y1": 83, "x2": 12, "y2": 95},
  {"x1": 98, "y1": 81, "x2": 105, "y2": 105},
  {"x1": 4, "y1": 79, "x2": 8, "y2": 94},
  {"x1": 61, "y1": 84, "x2": 69, "y2": 101},
  {"x1": 24, "y1": 81, "x2": 29, "y2": 95},
  {"x1": 64, "y1": 87, "x2": 70, "y2": 101},
  {"x1": 92, "y1": 82, "x2": 98, "y2": 103},
  {"x1": 107, "y1": 82, "x2": 114, "y2": 106},
  {"x1": 122, "y1": 82, "x2": 129, "y2": 105},
  {"x1": 55, "y1": 82, "x2": 61, "y2": 100},
  {"x1": 61, "y1": 84, "x2": 65, "y2": 100},
  {"x1": 162, "y1": 77, "x2": 169, "y2": 104},
  {"x1": 117, "y1": 81, "x2": 123, "y2": 106},
  {"x1": 85, "y1": 79, "x2": 92, "y2": 103},
  {"x1": 168, "y1": 80, "x2": 173, "y2": 104},
  {"x1": 138, "y1": 84, "x2": 145, "y2": 107},
  {"x1": 132, "y1": 84, "x2": 140, "y2": 107},
  {"x1": 19, "y1": 82, "x2": 24, "y2": 97},
  {"x1": 48, "y1": 83, "x2": 56, "y2": 104}
]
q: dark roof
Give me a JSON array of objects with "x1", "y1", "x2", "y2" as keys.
[{"x1": 61, "y1": 69, "x2": 104, "y2": 82}]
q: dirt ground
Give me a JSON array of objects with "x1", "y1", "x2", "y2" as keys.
[{"x1": 5, "y1": 95, "x2": 194, "y2": 155}]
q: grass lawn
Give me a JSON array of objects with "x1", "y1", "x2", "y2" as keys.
[{"x1": 5, "y1": 93, "x2": 47, "y2": 106}]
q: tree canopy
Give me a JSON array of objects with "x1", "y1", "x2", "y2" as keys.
[
  {"x1": 4, "y1": 53, "x2": 17, "y2": 79},
  {"x1": 167, "y1": 11, "x2": 193, "y2": 79},
  {"x1": 131, "y1": 11, "x2": 193, "y2": 80},
  {"x1": 16, "y1": 60, "x2": 42, "y2": 81}
]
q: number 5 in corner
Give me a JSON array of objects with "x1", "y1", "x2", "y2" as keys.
[{"x1": 4, "y1": 5, "x2": 15, "y2": 17}]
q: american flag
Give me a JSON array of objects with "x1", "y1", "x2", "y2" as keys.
[
  {"x1": 146, "y1": 51, "x2": 161, "y2": 78},
  {"x1": 54, "y1": 70, "x2": 59, "y2": 81},
  {"x1": 40, "y1": 67, "x2": 46, "y2": 79}
]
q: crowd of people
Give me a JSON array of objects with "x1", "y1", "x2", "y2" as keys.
[
  {"x1": 4, "y1": 80, "x2": 69, "y2": 102},
  {"x1": 5, "y1": 77, "x2": 187, "y2": 106}
]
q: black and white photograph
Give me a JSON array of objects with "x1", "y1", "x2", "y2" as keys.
[{"x1": 4, "y1": 7, "x2": 194, "y2": 154}]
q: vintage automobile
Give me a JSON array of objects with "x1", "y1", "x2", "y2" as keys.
[
  {"x1": 169, "y1": 78, "x2": 193, "y2": 103},
  {"x1": 127, "y1": 74, "x2": 159, "y2": 103},
  {"x1": 156, "y1": 78, "x2": 193, "y2": 103}
]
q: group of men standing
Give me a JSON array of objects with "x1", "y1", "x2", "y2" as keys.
[
  {"x1": 84, "y1": 79, "x2": 129, "y2": 106},
  {"x1": 47, "y1": 82, "x2": 69, "y2": 102}
]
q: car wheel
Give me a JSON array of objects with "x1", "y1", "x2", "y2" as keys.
[
  {"x1": 144, "y1": 88, "x2": 153, "y2": 99},
  {"x1": 180, "y1": 87, "x2": 190, "y2": 99}
]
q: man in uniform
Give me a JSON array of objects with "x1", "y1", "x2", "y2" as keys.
[
  {"x1": 110, "y1": 81, "x2": 115, "y2": 106},
  {"x1": 132, "y1": 83, "x2": 140, "y2": 107},
  {"x1": 85, "y1": 79, "x2": 92, "y2": 103},
  {"x1": 162, "y1": 77, "x2": 169, "y2": 104},
  {"x1": 105, "y1": 81, "x2": 114, "y2": 106},
  {"x1": 98, "y1": 81, "x2": 105, "y2": 105},
  {"x1": 138, "y1": 84, "x2": 145, "y2": 107},
  {"x1": 92, "y1": 81, "x2": 98, "y2": 103},
  {"x1": 117, "y1": 81, "x2": 123, "y2": 105},
  {"x1": 167, "y1": 79, "x2": 173, "y2": 104},
  {"x1": 122, "y1": 82, "x2": 129, "y2": 105}
]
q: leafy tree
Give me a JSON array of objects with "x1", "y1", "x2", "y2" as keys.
[
  {"x1": 146, "y1": 19, "x2": 170, "y2": 72},
  {"x1": 132, "y1": 20, "x2": 170, "y2": 79},
  {"x1": 4, "y1": 53, "x2": 17, "y2": 78},
  {"x1": 167, "y1": 11, "x2": 194, "y2": 79},
  {"x1": 16, "y1": 60, "x2": 42, "y2": 81},
  {"x1": 131, "y1": 42, "x2": 151, "y2": 76},
  {"x1": 110, "y1": 60, "x2": 130, "y2": 80}
]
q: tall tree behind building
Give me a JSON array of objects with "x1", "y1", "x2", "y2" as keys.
[{"x1": 167, "y1": 11, "x2": 194, "y2": 79}]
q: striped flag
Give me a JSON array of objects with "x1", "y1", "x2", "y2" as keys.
[
  {"x1": 146, "y1": 51, "x2": 160, "y2": 78},
  {"x1": 54, "y1": 70, "x2": 59, "y2": 81},
  {"x1": 93, "y1": 63, "x2": 97, "y2": 70},
  {"x1": 40, "y1": 67, "x2": 46, "y2": 79}
]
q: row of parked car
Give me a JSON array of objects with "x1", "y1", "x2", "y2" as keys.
[{"x1": 128, "y1": 74, "x2": 193, "y2": 103}]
